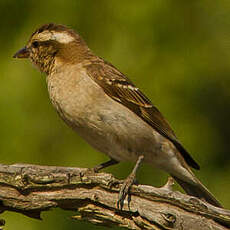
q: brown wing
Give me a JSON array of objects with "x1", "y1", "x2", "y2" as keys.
[{"x1": 85, "y1": 60, "x2": 200, "y2": 170}]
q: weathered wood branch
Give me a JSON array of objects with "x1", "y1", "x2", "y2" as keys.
[{"x1": 0, "y1": 164, "x2": 229, "y2": 229}]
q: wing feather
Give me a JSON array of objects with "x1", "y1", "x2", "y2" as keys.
[{"x1": 85, "y1": 60, "x2": 200, "y2": 170}]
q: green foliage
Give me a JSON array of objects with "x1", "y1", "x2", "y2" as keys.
[{"x1": 1, "y1": 0, "x2": 230, "y2": 229}]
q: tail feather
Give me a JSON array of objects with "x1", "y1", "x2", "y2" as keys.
[{"x1": 171, "y1": 175, "x2": 222, "y2": 208}]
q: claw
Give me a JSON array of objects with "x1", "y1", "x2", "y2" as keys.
[
  {"x1": 116, "y1": 155, "x2": 144, "y2": 210},
  {"x1": 117, "y1": 173, "x2": 135, "y2": 209}
]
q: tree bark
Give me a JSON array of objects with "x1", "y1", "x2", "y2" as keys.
[{"x1": 0, "y1": 163, "x2": 229, "y2": 229}]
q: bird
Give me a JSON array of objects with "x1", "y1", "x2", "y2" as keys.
[{"x1": 13, "y1": 23, "x2": 222, "y2": 208}]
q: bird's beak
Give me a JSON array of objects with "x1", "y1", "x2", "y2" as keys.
[{"x1": 13, "y1": 46, "x2": 30, "y2": 59}]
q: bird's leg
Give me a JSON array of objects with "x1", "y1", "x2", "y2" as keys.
[
  {"x1": 80, "y1": 158, "x2": 119, "y2": 179},
  {"x1": 117, "y1": 155, "x2": 144, "y2": 209},
  {"x1": 93, "y1": 158, "x2": 119, "y2": 173}
]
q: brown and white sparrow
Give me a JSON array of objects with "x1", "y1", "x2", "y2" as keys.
[{"x1": 13, "y1": 23, "x2": 222, "y2": 208}]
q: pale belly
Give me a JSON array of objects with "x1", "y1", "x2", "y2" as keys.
[{"x1": 47, "y1": 69, "x2": 179, "y2": 171}]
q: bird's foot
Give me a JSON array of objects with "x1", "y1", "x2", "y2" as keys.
[
  {"x1": 117, "y1": 172, "x2": 136, "y2": 210},
  {"x1": 92, "y1": 158, "x2": 119, "y2": 173},
  {"x1": 117, "y1": 155, "x2": 144, "y2": 210},
  {"x1": 79, "y1": 159, "x2": 119, "y2": 180},
  {"x1": 79, "y1": 168, "x2": 96, "y2": 180}
]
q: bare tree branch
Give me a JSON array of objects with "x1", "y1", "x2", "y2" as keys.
[{"x1": 0, "y1": 163, "x2": 229, "y2": 229}]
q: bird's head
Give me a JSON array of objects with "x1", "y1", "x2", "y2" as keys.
[{"x1": 13, "y1": 23, "x2": 91, "y2": 74}]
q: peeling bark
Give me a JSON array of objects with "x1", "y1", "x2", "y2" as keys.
[{"x1": 0, "y1": 163, "x2": 229, "y2": 229}]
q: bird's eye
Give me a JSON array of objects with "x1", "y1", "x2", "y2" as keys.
[{"x1": 32, "y1": 41, "x2": 39, "y2": 48}]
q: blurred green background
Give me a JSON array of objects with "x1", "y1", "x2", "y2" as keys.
[{"x1": 1, "y1": 0, "x2": 230, "y2": 229}]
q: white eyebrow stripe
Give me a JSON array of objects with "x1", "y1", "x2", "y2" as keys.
[
  {"x1": 35, "y1": 31, "x2": 75, "y2": 44},
  {"x1": 51, "y1": 31, "x2": 75, "y2": 43}
]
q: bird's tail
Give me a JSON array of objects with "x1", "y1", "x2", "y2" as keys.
[{"x1": 171, "y1": 174, "x2": 222, "y2": 208}]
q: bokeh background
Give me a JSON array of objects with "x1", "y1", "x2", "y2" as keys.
[{"x1": 1, "y1": 0, "x2": 230, "y2": 229}]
